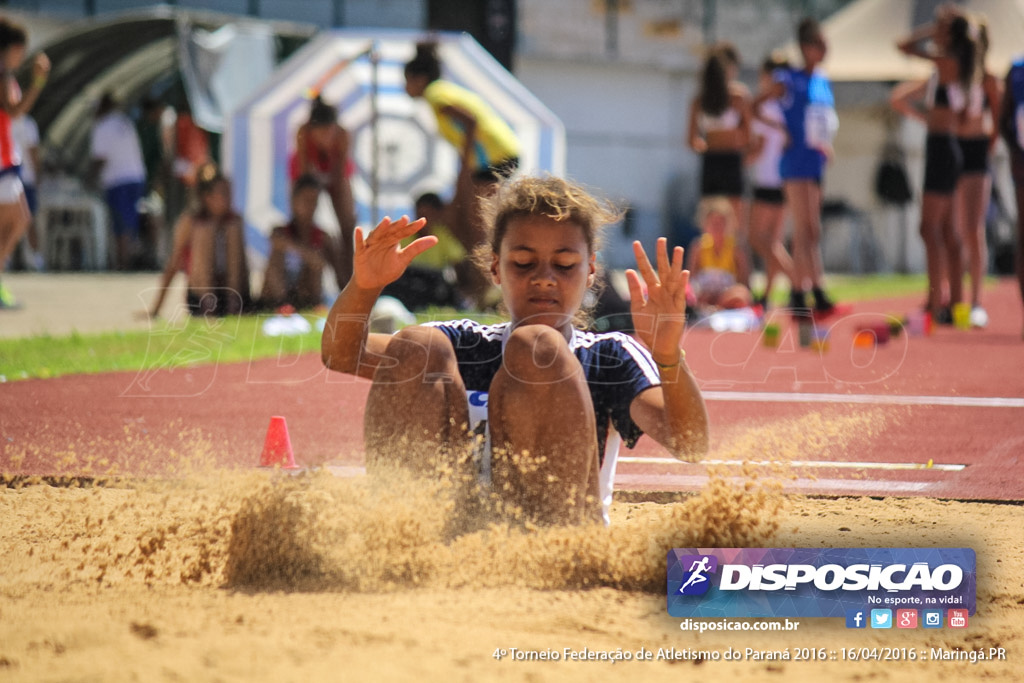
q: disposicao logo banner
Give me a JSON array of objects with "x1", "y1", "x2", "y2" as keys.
[{"x1": 667, "y1": 548, "x2": 975, "y2": 618}]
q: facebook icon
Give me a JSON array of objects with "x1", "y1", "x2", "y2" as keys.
[{"x1": 845, "y1": 609, "x2": 867, "y2": 629}]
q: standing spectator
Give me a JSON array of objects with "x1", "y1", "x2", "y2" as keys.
[
  {"x1": 291, "y1": 96, "x2": 356, "y2": 287},
  {"x1": 954, "y1": 16, "x2": 1001, "y2": 329},
  {"x1": 11, "y1": 112, "x2": 41, "y2": 269},
  {"x1": 136, "y1": 97, "x2": 170, "y2": 267},
  {"x1": 0, "y1": 18, "x2": 48, "y2": 309},
  {"x1": 90, "y1": 92, "x2": 147, "y2": 270},
  {"x1": 999, "y1": 53, "x2": 1024, "y2": 338},
  {"x1": 755, "y1": 18, "x2": 839, "y2": 317},
  {"x1": 260, "y1": 174, "x2": 345, "y2": 310},
  {"x1": 404, "y1": 41, "x2": 521, "y2": 249},
  {"x1": 748, "y1": 53, "x2": 796, "y2": 309},
  {"x1": 149, "y1": 164, "x2": 249, "y2": 318},
  {"x1": 893, "y1": 8, "x2": 977, "y2": 324},
  {"x1": 167, "y1": 99, "x2": 210, "y2": 228},
  {"x1": 687, "y1": 41, "x2": 751, "y2": 268}
]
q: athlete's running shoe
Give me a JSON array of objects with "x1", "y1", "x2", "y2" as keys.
[
  {"x1": 0, "y1": 282, "x2": 17, "y2": 310},
  {"x1": 969, "y1": 306, "x2": 988, "y2": 329}
]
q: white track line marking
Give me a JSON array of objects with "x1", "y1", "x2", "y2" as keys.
[
  {"x1": 618, "y1": 457, "x2": 965, "y2": 471},
  {"x1": 614, "y1": 473, "x2": 931, "y2": 494},
  {"x1": 320, "y1": 466, "x2": 935, "y2": 495},
  {"x1": 703, "y1": 390, "x2": 1024, "y2": 408}
]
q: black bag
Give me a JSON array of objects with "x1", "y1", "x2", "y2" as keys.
[{"x1": 875, "y1": 159, "x2": 913, "y2": 205}]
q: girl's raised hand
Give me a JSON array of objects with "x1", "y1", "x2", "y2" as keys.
[
  {"x1": 625, "y1": 238, "x2": 689, "y2": 363},
  {"x1": 352, "y1": 216, "x2": 437, "y2": 291}
]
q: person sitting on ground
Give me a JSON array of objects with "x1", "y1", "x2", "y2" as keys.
[
  {"x1": 260, "y1": 174, "x2": 346, "y2": 311},
  {"x1": 686, "y1": 196, "x2": 752, "y2": 313},
  {"x1": 149, "y1": 164, "x2": 249, "y2": 318},
  {"x1": 320, "y1": 175, "x2": 709, "y2": 527},
  {"x1": 380, "y1": 191, "x2": 470, "y2": 311}
]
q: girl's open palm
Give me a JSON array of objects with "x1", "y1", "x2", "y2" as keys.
[
  {"x1": 352, "y1": 216, "x2": 436, "y2": 290},
  {"x1": 625, "y1": 238, "x2": 689, "y2": 361}
]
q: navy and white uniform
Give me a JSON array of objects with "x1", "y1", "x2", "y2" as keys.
[
  {"x1": 424, "y1": 319, "x2": 662, "y2": 524},
  {"x1": 774, "y1": 66, "x2": 837, "y2": 182}
]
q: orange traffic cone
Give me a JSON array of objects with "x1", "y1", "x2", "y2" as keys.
[{"x1": 260, "y1": 416, "x2": 299, "y2": 469}]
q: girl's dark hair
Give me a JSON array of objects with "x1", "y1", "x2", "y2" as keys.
[
  {"x1": 308, "y1": 96, "x2": 337, "y2": 127},
  {"x1": 797, "y1": 17, "x2": 821, "y2": 46},
  {"x1": 0, "y1": 19, "x2": 27, "y2": 51},
  {"x1": 404, "y1": 41, "x2": 441, "y2": 83},
  {"x1": 947, "y1": 15, "x2": 977, "y2": 89},
  {"x1": 699, "y1": 46, "x2": 732, "y2": 117}
]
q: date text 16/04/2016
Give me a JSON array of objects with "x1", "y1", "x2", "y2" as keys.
[{"x1": 492, "y1": 647, "x2": 1008, "y2": 663}]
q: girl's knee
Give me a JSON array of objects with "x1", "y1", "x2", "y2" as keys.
[
  {"x1": 377, "y1": 325, "x2": 458, "y2": 380},
  {"x1": 502, "y1": 325, "x2": 577, "y2": 384}
]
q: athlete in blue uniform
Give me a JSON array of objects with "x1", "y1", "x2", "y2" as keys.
[
  {"x1": 754, "y1": 18, "x2": 837, "y2": 316},
  {"x1": 999, "y1": 55, "x2": 1024, "y2": 337},
  {"x1": 321, "y1": 176, "x2": 709, "y2": 526}
]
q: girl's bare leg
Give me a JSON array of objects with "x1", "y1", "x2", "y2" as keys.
[
  {"x1": 329, "y1": 182, "x2": 356, "y2": 288},
  {"x1": 919, "y1": 192, "x2": 951, "y2": 315},
  {"x1": 729, "y1": 196, "x2": 750, "y2": 287},
  {"x1": 0, "y1": 199, "x2": 29, "y2": 276},
  {"x1": 957, "y1": 174, "x2": 990, "y2": 307},
  {"x1": 749, "y1": 201, "x2": 793, "y2": 301},
  {"x1": 487, "y1": 325, "x2": 601, "y2": 526},
  {"x1": 364, "y1": 325, "x2": 473, "y2": 479},
  {"x1": 784, "y1": 181, "x2": 813, "y2": 294}
]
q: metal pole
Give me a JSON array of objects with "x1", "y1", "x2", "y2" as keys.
[
  {"x1": 332, "y1": 0, "x2": 345, "y2": 28},
  {"x1": 370, "y1": 42, "x2": 380, "y2": 225},
  {"x1": 605, "y1": 0, "x2": 618, "y2": 57},
  {"x1": 247, "y1": 0, "x2": 260, "y2": 17},
  {"x1": 702, "y1": 0, "x2": 716, "y2": 45}
]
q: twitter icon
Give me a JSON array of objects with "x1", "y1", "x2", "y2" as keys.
[{"x1": 870, "y1": 609, "x2": 892, "y2": 629}]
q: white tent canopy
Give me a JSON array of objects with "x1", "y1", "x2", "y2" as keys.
[
  {"x1": 789, "y1": 0, "x2": 1024, "y2": 82},
  {"x1": 225, "y1": 29, "x2": 566, "y2": 261}
]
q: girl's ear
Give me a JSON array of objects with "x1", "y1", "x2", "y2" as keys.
[
  {"x1": 587, "y1": 253, "x2": 596, "y2": 286},
  {"x1": 490, "y1": 253, "x2": 501, "y2": 284}
]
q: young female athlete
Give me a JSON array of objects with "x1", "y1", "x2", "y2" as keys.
[
  {"x1": 149, "y1": 165, "x2": 250, "y2": 318},
  {"x1": 687, "y1": 197, "x2": 752, "y2": 313},
  {"x1": 687, "y1": 41, "x2": 751, "y2": 253},
  {"x1": 754, "y1": 18, "x2": 838, "y2": 317},
  {"x1": 999, "y1": 53, "x2": 1024, "y2": 338},
  {"x1": 954, "y1": 17, "x2": 1001, "y2": 329},
  {"x1": 893, "y1": 7, "x2": 977, "y2": 324},
  {"x1": 0, "y1": 18, "x2": 48, "y2": 309},
  {"x1": 404, "y1": 41, "x2": 520, "y2": 249},
  {"x1": 292, "y1": 96, "x2": 356, "y2": 286},
  {"x1": 748, "y1": 53, "x2": 796, "y2": 309},
  {"x1": 320, "y1": 175, "x2": 709, "y2": 526}
]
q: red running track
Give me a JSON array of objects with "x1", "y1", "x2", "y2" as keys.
[{"x1": 2, "y1": 279, "x2": 1022, "y2": 501}]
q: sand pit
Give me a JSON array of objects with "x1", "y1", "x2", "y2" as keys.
[{"x1": 1, "y1": 461, "x2": 1020, "y2": 682}]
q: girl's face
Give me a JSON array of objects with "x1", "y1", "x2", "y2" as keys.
[
  {"x1": 801, "y1": 33, "x2": 827, "y2": 66},
  {"x1": 705, "y1": 210, "x2": 730, "y2": 243},
  {"x1": 202, "y1": 181, "x2": 231, "y2": 218},
  {"x1": 3, "y1": 44, "x2": 25, "y2": 72},
  {"x1": 491, "y1": 215, "x2": 596, "y2": 336},
  {"x1": 404, "y1": 73, "x2": 428, "y2": 98},
  {"x1": 309, "y1": 122, "x2": 333, "y2": 147}
]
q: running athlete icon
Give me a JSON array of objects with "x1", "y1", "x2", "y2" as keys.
[{"x1": 679, "y1": 556, "x2": 713, "y2": 593}]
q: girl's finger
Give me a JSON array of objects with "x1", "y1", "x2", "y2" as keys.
[
  {"x1": 398, "y1": 235, "x2": 439, "y2": 262},
  {"x1": 353, "y1": 226, "x2": 367, "y2": 252},
  {"x1": 624, "y1": 268, "x2": 643, "y2": 302},
  {"x1": 631, "y1": 241, "x2": 658, "y2": 287},
  {"x1": 656, "y1": 237, "x2": 671, "y2": 279},
  {"x1": 672, "y1": 245, "x2": 685, "y2": 274}
]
